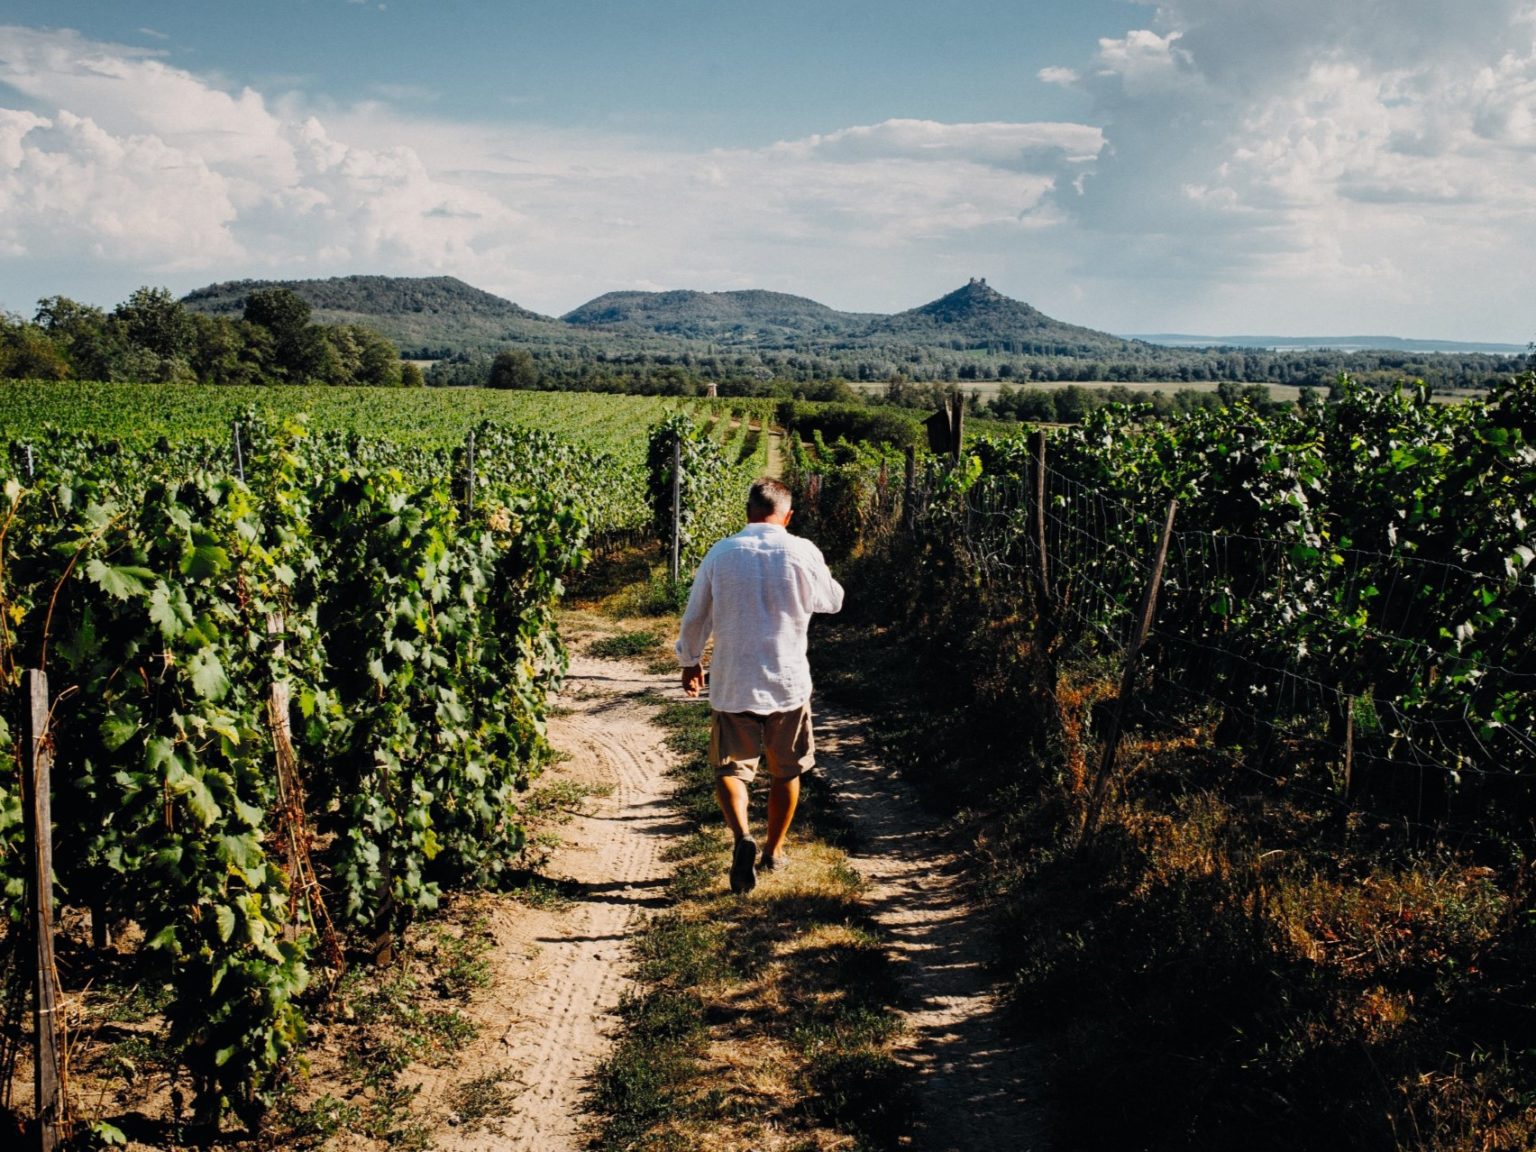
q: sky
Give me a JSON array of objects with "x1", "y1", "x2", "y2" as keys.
[{"x1": 0, "y1": 1, "x2": 1533, "y2": 342}]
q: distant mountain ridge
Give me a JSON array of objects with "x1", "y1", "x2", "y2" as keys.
[
  {"x1": 180, "y1": 274, "x2": 1144, "y2": 358},
  {"x1": 869, "y1": 279, "x2": 1144, "y2": 355},
  {"x1": 178, "y1": 275, "x2": 1523, "y2": 378},
  {"x1": 183, "y1": 274, "x2": 552, "y2": 322},
  {"x1": 1130, "y1": 332, "x2": 1527, "y2": 355}
]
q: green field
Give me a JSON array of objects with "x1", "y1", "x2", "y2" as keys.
[{"x1": 0, "y1": 381, "x2": 771, "y2": 454}]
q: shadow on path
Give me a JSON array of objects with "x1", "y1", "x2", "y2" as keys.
[{"x1": 815, "y1": 705, "x2": 1051, "y2": 1152}]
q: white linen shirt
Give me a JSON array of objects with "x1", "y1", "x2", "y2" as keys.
[{"x1": 675, "y1": 522, "x2": 844, "y2": 715}]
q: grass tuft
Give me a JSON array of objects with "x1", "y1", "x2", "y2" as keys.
[{"x1": 587, "y1": 628, "x2": 666, "y2": 660}]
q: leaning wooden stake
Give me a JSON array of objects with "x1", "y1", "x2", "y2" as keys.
[
  {"x1": 231, "y1": 421, "x2": 245, "y2": 484},
  {"x1": 1027, "y1": 428, "x2": 1063, "y2": 743},
  {"x1": 1082, "y1": 500, "x2": 1178, "y2": 840},
  {"x1": 1342, "y1": 697, "x2": 1356, "y2": 802},
  {"x1": 23, "y1": 669, "x2": 64, "y2": 1152},
  {"x1": 465, "y1": 429, "x2": 476, "y2": 509},
  {"x1": 1031, "y1": 428, "x2": 1050, "y2": 611},
  {"x1": 266, "y1": 616, "x2": 344, "y2": 973}
]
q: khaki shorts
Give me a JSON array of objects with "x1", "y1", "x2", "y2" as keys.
[{"x1": 710, "y1": 703, "x2": 816, "y2": 783}]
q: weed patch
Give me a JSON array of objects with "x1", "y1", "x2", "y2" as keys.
[
  {"x1": 588, "y1": 627, "x2": 667, "y2": 660},
  {"x1": 446, "y1": 1067, "x2": 520, "y2": 1134}
]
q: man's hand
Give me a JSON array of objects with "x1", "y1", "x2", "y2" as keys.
[{"x1": 681, "y1": 664, "x2": 705, "y2": 698}]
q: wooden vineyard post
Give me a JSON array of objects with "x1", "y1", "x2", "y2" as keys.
[
  {"x1": 1026, "y1": 427, "x2": 1062, "y2": 737},
  {"x1": 669, "y1": 434, "x2": 682, "y2": 583},
  {"x1": 950, "y1": 392, "x2": 965, "y2": 465},
  {"x1": 22, "y1": 669, "x2": 64, "y2": 1152},
  {"x1": 1082, "y1": 500, "x2": 1178, "y2": 841},
  {"x1": 266, "y1": 616, "x2": 344, "y2": 971},
  {"x1": 1031, "y1": 428, "x2": 1050, "y2": 614},
  {"x1": 90, "y1": 903, "x2": 112, "y2": 951},
  {"x1": 903, "y1": 445, "x2": 917, "y2": 533},
  {"x1": 1342, "y1": 697, "x2": 1356, "y2": 802},
  {"x1": 465, "y1": 429, "x2": 476, "y2": 509},
  {"x1": 231, "y1": 421, "x2": 245, "y2": 484}
]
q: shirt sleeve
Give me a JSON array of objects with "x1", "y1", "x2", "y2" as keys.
[
  {"x1": 799, "y1": 544, "x2": 845, "y2": 615},
  {"x1": 675, "y1": 554, "x2": 714, "y2": 666}
]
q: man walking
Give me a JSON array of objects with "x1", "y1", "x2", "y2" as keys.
[{"x1": 676, "y1": 477, "x2": 844, "y2": 894}]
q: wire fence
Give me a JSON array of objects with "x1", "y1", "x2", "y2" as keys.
[{"x1": 791, "y1": 442, "x2": 1536, "y2": 838}]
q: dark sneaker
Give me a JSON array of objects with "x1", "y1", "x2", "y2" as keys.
[
  {"x1": 759, "y1": 849, "x2": 789, "y2": 872},
  {"x1": 730, "y1": 837, "x2": 758, "y2": 894}
]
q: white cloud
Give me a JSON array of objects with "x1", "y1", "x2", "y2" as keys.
[
  {"x1": 1093, "y1": 30, "x2": 1203, "y2": 97},
  {"x1": 1042, "y1": 0, "x2": 1536, "y2": 336},
  {"x1": 0, "y1": 108, "x2": 240, "y2": 265},
  {"x1": 1, "y1": 10, "x2": 1534, "y2": 339},
  {"x1": 0, "y1": 26, "x2": 297, "y2": 184},
  {"x1": 0, "y1": 26, "x2": 1102, "y2": 314},
  {"x1": 777, "y1": 118, "x2": 1102, "y2": 169},
  {"x1": 0, "y1": 26, "x2": 529, "y2": 286},
  {"x1": 320, "y1": 106, "x2": 1096, "y2": 308}
]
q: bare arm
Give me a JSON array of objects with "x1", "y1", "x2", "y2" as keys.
[
  {"x1": 799, "y1": 545, "x2": 844, "y2": 615},
  {"x1": 675, "y1": 556, "x2": 714, "y2": 688}
]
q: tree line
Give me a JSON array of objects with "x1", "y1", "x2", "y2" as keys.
[
  {"x1": 894, "y1": 379, "x2": 1300, "y2": 422},
  {"x1": 428, "y1": 341, "x2": 1526, "y2": 397},
  {"x1": 1, "y1": 287, "x2": 423, "y2": 387},
  {"x1": 434, "y1": 349, "x2": 1318, "y2": 423}
]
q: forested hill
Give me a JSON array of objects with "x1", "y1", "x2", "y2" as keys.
[
  {"x1": 561, "y1": 288, "x2": 878, "y2": 342},
  {"x1": 182, "y1": 275, "x2": 569, "y2": 357},
  {"x1": 863, "y1": 278, "x2": 1144, "y2": 356}
]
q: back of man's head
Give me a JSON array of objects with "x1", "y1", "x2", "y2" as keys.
[{"x1": 747, "y1": 477, "x2": 793, "y2": 521}]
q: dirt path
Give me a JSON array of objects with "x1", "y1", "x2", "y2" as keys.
[
  {"x1": 424, "y1": 652, "x2": 683, "y2": 1152},
  {"x1": 815, "y1": 706, "x2": 1051, "y2": 1152},
  {"x1": 765, "y1": 425, "x2": 785, "y2": 477},
  {"x1": 411, "y1": 652, "x2": 1046, "y2": 1151}
]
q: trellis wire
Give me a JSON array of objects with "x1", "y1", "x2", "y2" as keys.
[{"x1": 795, "y1": 449, "x2": 1536, "y2": 838}]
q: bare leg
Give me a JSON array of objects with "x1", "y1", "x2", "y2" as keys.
[
  {"x1": 716, "y1": 776, "x2": 751, "y2": 842},
  {"x1": 763, "y1": 775, "x2": 800, "y2": 857}
]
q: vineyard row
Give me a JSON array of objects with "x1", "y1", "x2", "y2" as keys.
[
  {"x1": 0, "y1": 407, "x2": 761, "y2": 1130},
  {"x1": 789, "y1": 374, "x2": 1536, "y2": 821}
]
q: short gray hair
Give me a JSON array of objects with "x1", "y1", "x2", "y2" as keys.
[{"x1": 747, "y1": 477, "x2": 792, "y2": 518}]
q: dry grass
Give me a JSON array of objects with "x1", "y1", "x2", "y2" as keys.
[{"x1": 1273, "y1": 864, "x2": 1507, "y2": 976}]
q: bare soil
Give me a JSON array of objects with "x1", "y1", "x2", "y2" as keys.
[
  {"x1": 413, "y1": 665, "x2": 1051, "y2": 1151},
  {"x1": 815, "y1": 705, "x2": 1051, "y2": 1152},
  {"x1": 416, "y1": 652, "x2": 684, "y2": 1151}
]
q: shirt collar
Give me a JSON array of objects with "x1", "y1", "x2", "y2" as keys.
[{"x1": 741, "y1": 522, "x2": 787, "y2": 535}]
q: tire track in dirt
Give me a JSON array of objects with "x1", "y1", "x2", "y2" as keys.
[
  {"x1": 815, "y1": 705, "x2": 1051, "y2": 1152},
  {"x1": 425, "y1": 654, "x2": 683, "y2": 1152}
]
